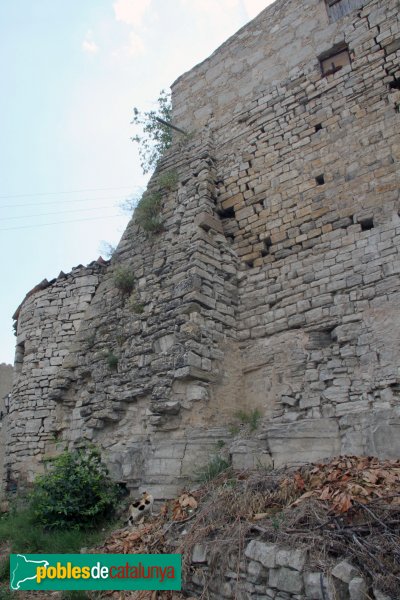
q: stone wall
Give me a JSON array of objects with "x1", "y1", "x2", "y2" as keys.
[
  {"x1": 6, "y1": 0, "x2": 400, "y2": 495},
  {"x1": 186, "y1": 540, "x2": 388, "y2": 600},
  {"x1": 174, "y1": 0, "x2": 400, "y2": 468},
  {"x1": 6, "y1": 263, "x2": 107, "y2": 487},
  {"x1": 0, "y1": 364, "x2": 13, "y2": 495}
]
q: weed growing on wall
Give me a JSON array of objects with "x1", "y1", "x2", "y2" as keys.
[
  {"x1": 196, "y1": 456, "x2": 231, "y2": 483},
  {"x1": 105, "y1": 350, "x2": 119, "y2": 371},
  {"x1": 127, "y1": 293, "x2": 145, "y2": 314},
  {"x1": 113, "y1": 266, "x2": 135, "y2": 294},
  {"x1": 135, "y1": 192, "x2": 163, "y2": 234},
  {"x1": 234, "y1": 408, "x2": 262, "y2": 431},
  {"x1": 30, "y1": 446, "x2": 119, "y2": 529},
  {"x1": 157, "y1": 170, "x2": 179, "y2": 192}
]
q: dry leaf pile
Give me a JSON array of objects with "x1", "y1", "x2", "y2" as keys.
[
  {"x1": 91, "y1": 456, "x2": 400, "y2": 599},
  {"x1": 286, "y1": 456, "x2": 400, "y2": 513}
]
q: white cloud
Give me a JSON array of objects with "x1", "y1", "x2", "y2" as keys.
[
  {"x1": 181, "y1": 0, "x2": 239, "y2": 13},
  {"x1": 243, "y1": 0, "x2": 273, "y2": 19},
  {"x1": 111, "y1": 31, "x2": 145, "y2": 61},
  {"x1": 113, "y1": 0, "x2": 152, "y2": 27},
  {"x1": 82, "y1": 30, "x2": 99, "y2": 54},
  {"x1": 127, "y1": 32, "x2": 145, "y2": 56}
]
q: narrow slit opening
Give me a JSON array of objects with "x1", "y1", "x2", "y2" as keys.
[{"x1": 261, "y1": 236, "x2": 272, "y2": 257}]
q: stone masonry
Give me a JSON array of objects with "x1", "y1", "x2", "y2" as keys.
[
  {"x1": 0, "y1": 364, "x2": 13, "y2": 494},
  {"x1": 5, "y1": 0, "x2": 400, "y2": 497},
  {"x1": 186, "y1": 541, "x2": 383, "y2": 600}
]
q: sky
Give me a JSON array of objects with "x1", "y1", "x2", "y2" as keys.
[{"x1": 0, "y1": 0, "x2": 273, "y2": 364}]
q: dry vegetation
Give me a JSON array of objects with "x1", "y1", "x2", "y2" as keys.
[{"x1": 91, "y1": 456, "x2": 400, "y2": 599}]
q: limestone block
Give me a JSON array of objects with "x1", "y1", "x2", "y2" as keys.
[
  {"x1": 247, "y1": 560, "x2": 267, "y2": 584},
  {"x1": 173, "y1": 366, "x2": 217, "y2": 382},
  {"x1": 349, "y1": 577, "x2": 368, "y2": 600},
  {"x1": 304, "y1": 572, "x2": 333, "y2": 600},
  {"x1": 25, "y1": 420, "x2": 42, "y2": 434},
  {"x1": 275, "y1": 548, "x2": 307, "y2": 571},
  {"x1": 195, "y1": 212, "x2": 223, "y2": 234},
  {"x1": 332, "y1": 560, "x2": 359, "y2": 583},
  {"x1": 265, "y1": 419, "x2": 340, "y2": 466},
  {"x1": 269, "y1": 567, "x2": 303, "y2": 593},
  {"x1": 151, "y1": 401, "x2": 181, "y2": 415},
  {"x1": 245, "y1": 540, "x2": 277, "y2": 568},
  {"x1": 146, "y1": 458, "x2": 182, "y2": 476},
  {"x1": 323, "y1": 386, "x2": 349, "y2": 403},
  {"x1": 231, "y1": 439, "x2": 272, "y2": 470},
  {"x1": 192, "y1": 544, "x2": 208, "y2": 563},
  {"x1": 187, "y1": 384, "x2": 209, "y2": 402},
  {"x1": 153, "y1": 334, "x2": 175, "y2": 354}
]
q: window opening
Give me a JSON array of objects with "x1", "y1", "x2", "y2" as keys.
[{"x1": 320, "y1": 45, "x2": 350, "y2": 78}]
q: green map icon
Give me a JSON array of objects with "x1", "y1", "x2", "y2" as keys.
[{"x1": 10, "y1": 554, "x2": 49, "y2": 590}]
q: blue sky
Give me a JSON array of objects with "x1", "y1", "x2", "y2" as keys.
[{"x1": 0, "y1": 0, "x2": 271, "y2": 364}]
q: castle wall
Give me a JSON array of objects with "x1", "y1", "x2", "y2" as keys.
[
  {"x1": 6, "y1": 263, "x2": 106, "y2": 486},
  {"x1": 174, "y1": 0, "x2": 400, "y2": 467},
  {"x1": 6, "y1": 0, "x2": 400, "y2": 496},
  {"x1": 0, "y1": 364, "x2": 13, "y2": 495}
]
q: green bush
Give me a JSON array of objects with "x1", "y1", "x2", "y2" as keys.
[
  {"x1": 113, "y1": 266, "x2": 135, "y2": 294},
  {"x1": 135, "y1": 192, "x2": 163, "y2": 233},
  {"x1": 30, "y1": 447, "x2": 119, "y2": 529}
]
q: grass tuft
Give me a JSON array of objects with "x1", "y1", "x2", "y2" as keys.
[
  {"x1": 234, "y1": 408, "x2": 262, "y2": 431},
  {"x1": 113, "y1": 266, "x2": 135, "y2": 294},
  {"x1": 196, "y1": 456, "x2": 230, "y2": 483},
  {"x1": 135, "y1": 192, "x2": 163, "y2": 234}
]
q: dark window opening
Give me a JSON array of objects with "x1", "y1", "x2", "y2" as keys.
[
  {"x1": 217, "y1": 206, "x2": 235, "y2": 219},
  {"x1": 319, "y1": 45, "x2": 351, "y2": 77},
  {"x1": 245, "y1": 259, "x2": 255, "y2": 268},
  {"x1": 307, "y1": 327, "x2": 336, "y2": 349},
  {"x1": 389, "y1": 77, "x2": 400, "y2": 90},
  {"x1": 261, "y1": 236, "x2": 272, "y2": 257},
  {"x1": 15, "y1": 342, "x2": 25, "y2": 373},
  {"x1": 360, "y1": 217, "x2": 374, "y2": 231},
  {"x1": 315, "y1": 123, "x2": 323, "y2": 132},
  {"x1": 316, "y1": 174, "x2": 325, "y2": 186},
  {"x1": 5, "y1": 469, "x2": 17, "y2": 493}
]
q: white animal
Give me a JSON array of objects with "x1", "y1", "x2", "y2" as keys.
[{"x1": 127, "y1": 491, "x2": 154, "y2": 525}]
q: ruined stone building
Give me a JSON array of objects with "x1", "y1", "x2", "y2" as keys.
[{"x1": 5, "y1": 0, "x2": 400, "y2": 498}]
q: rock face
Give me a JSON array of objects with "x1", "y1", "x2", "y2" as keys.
[{"x1": 6, "y1": 0, "x2": 400, "y2": 496}]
